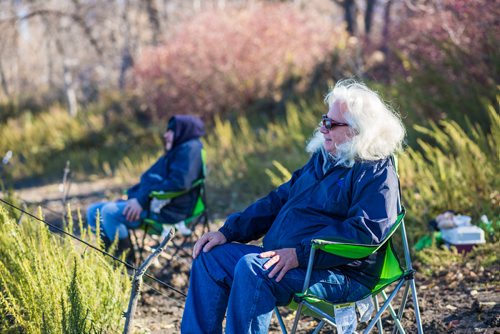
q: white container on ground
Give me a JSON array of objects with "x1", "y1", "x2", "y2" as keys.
[{"x1": 441, "y1": 225, "x2": 486, "y2": 253}]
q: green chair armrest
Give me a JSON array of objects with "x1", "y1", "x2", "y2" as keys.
[
  {"x1": 150, "y1": 189, "x2": 190, "y2": 200},
  {"x1": 191, "y1": 178, "x2": 204, "y2": 187},
  {"x1": 311, "y1": 208, "x2": 406, "y2": 259},
  {"x1": 311, "y1": 240, "x2": 378, "y2": 259},
  {"x1": 149, "y1": 178, "x2": 205, "y2": 200}
]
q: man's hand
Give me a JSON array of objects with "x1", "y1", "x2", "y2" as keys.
[
  {"x1": 123, "y1": 198, "x2": 143, "y2": 222},
  {"x1": 193, "y1": 231, "x2": 227, "y2": 259},
  {"x1": 260, "y1": 248, "x2": 299, "y2": 282}
]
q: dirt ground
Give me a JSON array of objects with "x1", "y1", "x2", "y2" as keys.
[
  {"x1": 13, "y1": 180, "x2": 500, "y2": 334},
  {"x1": 130, "y1": 239, "x2": 500, "y2": 334}
]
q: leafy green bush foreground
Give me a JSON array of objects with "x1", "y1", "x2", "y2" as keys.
[{"x1": 0, "y1": 207, "x2": 130, "y2": 334}]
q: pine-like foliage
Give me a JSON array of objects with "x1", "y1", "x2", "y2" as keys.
[{"x1": 0, "y1": 206, "x2": 130, "y2": 333}]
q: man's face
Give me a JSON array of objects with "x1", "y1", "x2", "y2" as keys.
[
  {"x1": 320, "y1": 101, "x2": 353, "y2": 155},
  {"x1": 164, "y1": 129, "x2": 174, "y2": 151}
]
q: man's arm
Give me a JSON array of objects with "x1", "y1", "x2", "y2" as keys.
[
  {"x1": 130, "y1": 143, "x2": 202, "y2": 208},
  {"x1": 296, "y1": 160, "x2": 400, "y2": 269},
  {"x1": 219, "y1": 162, "x2": 308, "y2": 244}
]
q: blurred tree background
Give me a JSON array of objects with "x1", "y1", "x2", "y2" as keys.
[{"x1": 0, "y1": 0, "x2": 498, "y2": 234}]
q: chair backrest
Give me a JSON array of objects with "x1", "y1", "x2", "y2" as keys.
[
  {"x1": 391, "y1": 155, "x2": 416, "y2": 283},
  {"x1": 141, "y1": 148, "x2": 208, "y2": 232},
  {"x1": 365, "y1": 156, "x2": 412, "y2": 295},
  {"x1": 185, "y1": 148, "x2": 208, "y2": 220},
  {"x1": 304, "y1": 156, "x2": 410, "y2": 300}
]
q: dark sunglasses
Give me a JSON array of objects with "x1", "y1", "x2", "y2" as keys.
[{"x1": 321, "y1": 114, "x2": 349, "y2": 130}]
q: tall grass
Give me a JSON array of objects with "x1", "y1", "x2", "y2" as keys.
[
  {"x1": 0, "y1": 205, "x2": 131, "y2": 333},
  {"x1": 203, "y1": 98, "x2": 321, "y2": 213},
  {"x1": 399, "y1": 101, "x2": 499, "y2": 240},
  {"x1": 0, "y1": 103, "x2": 162, "y2": 184}
]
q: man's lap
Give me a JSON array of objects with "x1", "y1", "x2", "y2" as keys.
[{"x1": 195, "y1": 243, "x2": 367, "y2": 305}]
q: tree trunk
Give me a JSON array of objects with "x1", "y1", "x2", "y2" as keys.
[
  {"x1": 0, "y1": 58, "x2": 10, "y2": 99},
  {"x1": 365, "y1": 0, "x2": 376, "y2": 35},
  {"x1": 381, "y1": 0, "x2": 393, "y2": 54},
  {"x1": 41, "y1": 16, "x2": 55, "y2": 89},
  {"x1": 63, "y1": 63, "x2": 78, "y2": 117},
  {"x1": 55, "y1": 36, "x2": 78, "y2": 117},
  {"x1": 344, "y1": 0, "x2": 357, "y2": 35},
  {"x1": 145, "y1": 0, "x2": 161, "y2": 45},
  {"x1": 119, "y1": 0, "x2": 134, "y2": 90}
]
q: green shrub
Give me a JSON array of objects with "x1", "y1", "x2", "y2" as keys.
[
  {"x1": 0, "y1": 206, "x2": 130, "y2": 333},
  {"x1": 399, "y1": 101, "x2": 499, "y2": 241}
]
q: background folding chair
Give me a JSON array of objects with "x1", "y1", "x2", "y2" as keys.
[
  {"x1": 275, "y1": 158, "x2": 423, "y2": 334},
  {"x1": 129, "y1": 149, "x2": 210, "y2": 263}
]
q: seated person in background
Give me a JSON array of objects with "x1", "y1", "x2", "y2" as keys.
[
  {"x1": 181, "y1": 79, "x2": 406, "y2": 334},
  {"x1": 86, "y1": 115, "x2": 205, "y2": 253}
]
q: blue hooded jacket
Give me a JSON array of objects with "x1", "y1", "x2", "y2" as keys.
[
  {"x1": 219, "y1": 149, "x2": 400, "y2": 289},
  {"x1": 127, "y1": 115, "x2": 205, "y2": 223}
]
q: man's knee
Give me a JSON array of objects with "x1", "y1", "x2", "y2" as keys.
[
  {"x1": 235, "y1": 253, "x2": 268, "y2": 279},
  {"x1": 87, "y1": 202, "x2": 102, "y2": 219},
  {"x1": 194, "y1": 243, "x2": 231, "y2": 269},
  {"x1": 100, "y1": 203, "x2": 119, "y2": 220}
]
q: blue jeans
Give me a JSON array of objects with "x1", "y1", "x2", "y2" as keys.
[
  {"x1": 86, "y1": 201, "x2": 147, "y2": 240},
  {"x1": 181, "y1": 243, "x2": 370, "y2": 334}
]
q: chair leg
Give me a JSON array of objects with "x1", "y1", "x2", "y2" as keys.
[
  {"x1": 312, "y1": 320, "x2": 325, "y2": 334},
  {"x1": 274, "y1": 307, "x2": 288, "y2": 334},
  {"x1": 364, "y1": 279, "x2": 405, "y2": 333},
  {"x1": 392, "y1": 282, "x2": 411, "y2": 334},
  {"x1": 291, "y1": 302, "x2": 304, "y2": 334},
  {"x1": 381, "y1": 291, "x2": 405, "y2": 334},
  {"x1": 171, "y1": 235, "x2": 191, "y2": 257},
  {"x1": 373, "y1": 294, "x2": 384, "y2": 334},
  {"x1": 139, "y1": 227, "x2": 149, "y2": 262},
  {"x1": 130, "y1": 229, "x2": 141, "y2": 264},
  {"x1": 202, "y1": 212, "x2": 210, "y2": 233},
  {"x1": 409, "y1": 279, "x2": 424, "y2": 334}
]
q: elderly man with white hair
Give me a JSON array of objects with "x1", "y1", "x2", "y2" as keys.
[{"x1": 181, "y1": 79, "x2": 406, "y2": 334}]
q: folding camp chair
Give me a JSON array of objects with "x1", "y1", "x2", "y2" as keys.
[
  {"x1": 129, "y1": 149, "x2": 210, "y2": 263},
  {"x1": 274, "y1": 159, "x2": 423, "y2": 334}
]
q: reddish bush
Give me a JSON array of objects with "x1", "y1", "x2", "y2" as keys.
[
  {"x1": 132, "y1": 3, "x2": 346, "y2": 120},
  {"x1": 392, "y1": 0, "x2": 498, "y2": 78},
  {"x1": 385, "y1": 0, "x2": 499, "y2": 123}
]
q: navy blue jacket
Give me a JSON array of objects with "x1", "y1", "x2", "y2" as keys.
[
  {"x1": 127, "y1": 115, "x2": 204, "y2": 223},
  {"x1": 219, "y1": 150, "x2": 400, "y2": 288}
]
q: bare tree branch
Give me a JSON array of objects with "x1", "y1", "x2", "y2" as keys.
[{"x1": 0, "y1": 9, "x2": 103, "y2": 56}]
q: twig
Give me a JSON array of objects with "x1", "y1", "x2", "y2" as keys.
[
  {"x1": 61, "y1": 160, "x2": 71, "y2": 205},
  {"x1": 123, "y1": 227, "x2": 176, "y2": 334}
]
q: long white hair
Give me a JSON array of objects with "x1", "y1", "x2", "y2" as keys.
[{"x1": 307, "y1": 79, "x2": 405, "y2": 167}]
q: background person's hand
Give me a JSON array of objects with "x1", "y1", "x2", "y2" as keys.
[
  {"x1": 123, "y1": 198, "x2": 143, "y2": 221},
  {"x1": 193, "y1": 231, "x2": 227, "y2": 259},
  {"x1": 260, "y1": 248, "x2": 299, "y2": 282}
]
